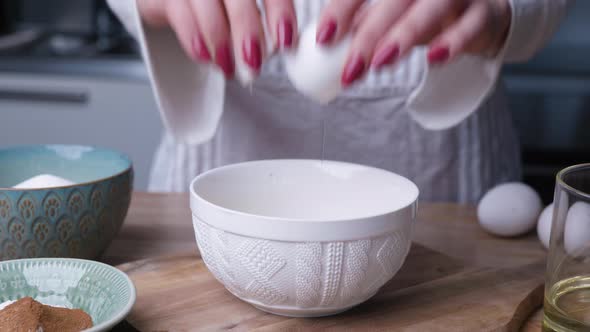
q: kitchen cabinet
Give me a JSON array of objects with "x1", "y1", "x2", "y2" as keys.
[{"x1": 0, "y1": 61, "x2": 162, "y2": 191}]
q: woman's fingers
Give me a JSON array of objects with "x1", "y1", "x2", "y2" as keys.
[
  {"x1": 316, "y1": 0, "x2": 365, "y2": 45},
  {"x1": 189, "y1": 0, "x2": 234, "y2": 77},
  {"x1": 374, "y1": 0, "x2": 466, "y2": 65},
  {"x1": 138, "y1": 0, "x2": 203, "y2": 62},
  {"x1": 264, "y1": 0, "x2": 297, "y2": 50},
  {"x1": 429, "y1": 0, "x2": 511, "y2": 63},
  {"x1": 137, "y1": 0, "x2": 169, "y2": 27},
  {"x1": 428, "y1": 1, "x2": 488, "y2": 63},
  {"x1": 341, "y1": 0, "x2": 413, "y2": 86},
  {"x1": 140, "y1": 0, "x2": 295, "y2": 78},
  {"x1": 163, "y1": 1, "x2": 202, "y2": 62},
  {"x1": 224, "y1": 0, "x2": 267, "y2": 73}
]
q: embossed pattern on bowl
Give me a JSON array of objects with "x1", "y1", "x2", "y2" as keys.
[{"x1": 193, "y1": 216, "x2": 412, "y2": 317}]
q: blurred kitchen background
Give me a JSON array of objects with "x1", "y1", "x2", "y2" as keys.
[{"x1": 0, "y1": 0, "x2": 587, "y2": 200}]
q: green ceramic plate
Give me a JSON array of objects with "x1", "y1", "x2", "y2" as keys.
[{"x1": 0, "y1": 258, "x2": 136, "y2": 332}]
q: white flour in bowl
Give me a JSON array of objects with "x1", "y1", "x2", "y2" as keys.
[{"x1": 12, "y1": 174, "x2": 75, "y2": 189}]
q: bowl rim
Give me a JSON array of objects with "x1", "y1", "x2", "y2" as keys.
[
  {"x1": 190, "y1": 159, "x2": 419, "y2": 241},
  {"x1": 0, "y1": 144, "x2": 133, "y2": 191},
  {"x1": 0, "y1": 257, "x2": 137, "y2": 332}
]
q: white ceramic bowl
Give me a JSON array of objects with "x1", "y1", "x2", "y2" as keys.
[{"x1": 190, "y1": 160, "x2": 419, "y2": 317}]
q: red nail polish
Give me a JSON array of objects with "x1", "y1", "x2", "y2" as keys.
[
  {"x1": 316, "y1": 19, "x2": 337, "y2": 45},
  {"x1": 192, "y1": 35, "x2": 211, "y2": 62},
  {"x1": 341, "y1": 55, "x2": 366, "y2": 87},
  {"x1": 428, "y1": 46, "x2": 450, "y2": 64},
  {"x1": 371, "y1": 44, "x2": 400, "y2": 68},
  {"x1": 278, "y1": 18, "x2": 293, "y2": 49},
  {"x1": 243, "y1": 37, "x2": 262, "y2": 71},
  {"x1": 215, "y1": 43, "x2": 234, "y2": 78}
]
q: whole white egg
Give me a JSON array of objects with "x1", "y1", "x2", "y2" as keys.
[
  {"x1": 477, "y1": 182, "x2": 543, "y2": 237},
  {"x1": 564, "y1": 201, "x2": 590, "y2": 256},
  {"x1": 537, "y1": 203, "x2": 554, "y2": 249},
  {"x1": 283, "y1": 22, "x2": 352, "y2": 104}
]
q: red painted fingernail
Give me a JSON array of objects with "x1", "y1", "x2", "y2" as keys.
[
  {"x1": 192, "y1": 35, "x2": 211, "y2": 62},
  {"x1": 278, "y1": 18, "x2": 293, "y2": 49},
  {"x1": 371, "y1": 44, "x2": 400, "y2": 68},
  {"x1": 316, "y1": 19, "x2": 337, "y2": 45},
  {"x1": 341, "y1": 55, "x2": 366, "y2": 87},
  {"x1": 243, "y1": 37, "x2": 262, "y2": 71},
  {"x1": 428, "y1": 46, "x2": 450, "y2": 64},
  {"x1": 215, "y1": 43, "x2": 234, "y2": 78}
]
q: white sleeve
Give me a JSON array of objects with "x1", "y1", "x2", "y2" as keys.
[
  {"x1": 504, "y1": 0, "x2": 572, "y2": 62},
  {"x1": 406, "y1": 0, "x2": 571, "y2": 131},
  {"x1": 107, "y1": 0, "x2": 226, "y2": 145},
  {"x1": 106, "y1": 0, "x2": 140, "y2": 39}
]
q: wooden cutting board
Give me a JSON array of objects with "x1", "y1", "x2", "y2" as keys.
[{"x1": 118, "y1": 244, "x2": 545, "y2": 331}]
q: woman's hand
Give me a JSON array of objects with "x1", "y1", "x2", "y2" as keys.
[
  {"x1": 316, "y1": 0, "x2": 512, "y2": 86},
  {"x1": 137, "y1": 0, "x2": 298, "y2": 78}
]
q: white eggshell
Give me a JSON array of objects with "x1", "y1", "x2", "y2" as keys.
[
  {"x1": 283, "y1": 22, "x2": 351, "y2": 104},
  {"x1": 564, "y1": 201, "x2": 590, "y2": 256},
  {"x1": 235, "y1": 56, "x2": 256, "y2": 86},
  {"x1": 537, "y1": 203, "x2": 554, "y2": 249},
  {"x1": 477, "y1": 182, "x2": 543, "y2": 237}
]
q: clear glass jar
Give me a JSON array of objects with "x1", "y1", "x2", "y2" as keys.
[{"x1": 544, "y1": 164, "x2": 590, "y2": 332}]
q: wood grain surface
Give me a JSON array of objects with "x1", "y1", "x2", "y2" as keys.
[
  {"x1": 101, "y1": 193, "x2": 547, "y2": 331},
  {"x1": 118, "y1": 245, "x2": 545, "y2": 331}
]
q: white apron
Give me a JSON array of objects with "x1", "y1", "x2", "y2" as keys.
[
  {"x1": 108, "y1": 0, "x2": 571, "y2": 203},
  {"x1": 149, "y1": 69, "x2": 520, "y2": 203}
]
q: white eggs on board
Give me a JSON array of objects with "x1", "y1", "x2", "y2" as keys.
[
  {"x1": 284, "y1": 22, "x2": 352, "y2": 104},
  {"x1": 537, "y1": 203, "x2": 554, "y2": 249},
  {"x1": 477, "y1": 182, "x2": 543, "y2": 237},
  {"x1": 564, "y1": 201, "x2": 590, "y2": 256}
]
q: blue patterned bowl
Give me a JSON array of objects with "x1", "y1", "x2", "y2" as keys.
[
  {"x1": 0, "y1": 258, "x2": 136, "y2": 331},
  {"x1": 0, "y1": 145, "x2": 133, "y2": 260}
]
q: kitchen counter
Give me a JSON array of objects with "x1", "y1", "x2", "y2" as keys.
[
  {"x1": 0, "y1": 56, "x2": 148, "y2": 81},
  {"x1": 102, "y1": 192, "x2": 547, "y2": 331}
]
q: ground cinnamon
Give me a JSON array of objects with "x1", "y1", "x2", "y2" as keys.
[
  {"x1": 39, "y1": 305, "x2": 93, "y2": 332},
  {"x1": 0, "y1": 297, "x2": 93, "y2": 332},
  {"x1": 0, "y1": 297, "x2": 43, "y2": 332}
]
